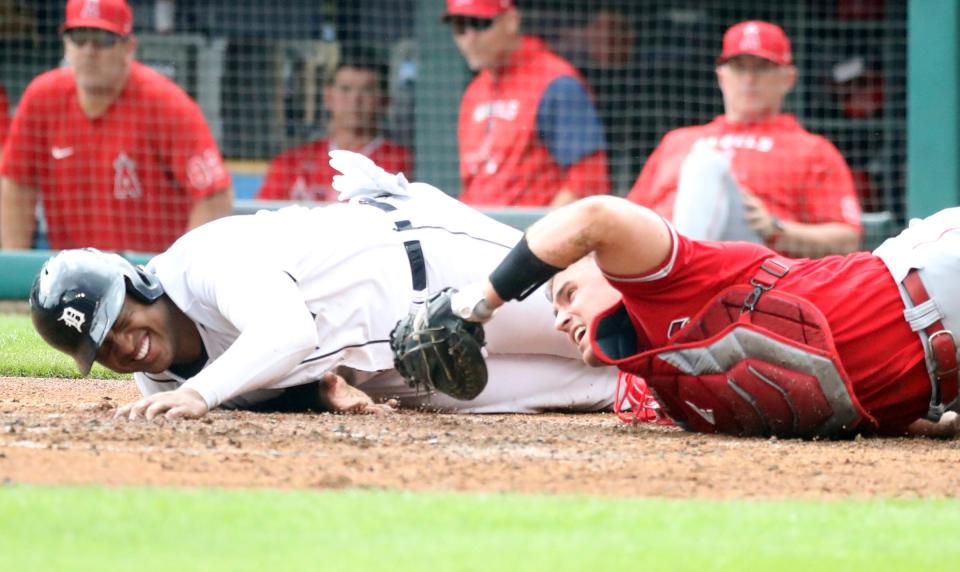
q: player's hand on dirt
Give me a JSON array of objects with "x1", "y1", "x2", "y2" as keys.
[
  {"x1": 742, "y1": 190, "x2": 778, "y2": 239},
  {"x1": 906, "y1": 411, "x2": 960, "y2": 439},
  {"x1": 316, "y1": 371, "x2": 398, "y2": 415},
  {"x1": 115, "y1": 387, "x2": 210, "y2": 421}
]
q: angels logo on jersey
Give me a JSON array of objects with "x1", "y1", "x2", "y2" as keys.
[
  {"x1": 113, "y1": 152, "x2": 143, "y2": 199},
  {"x1": 186, "y1": 149, "x2": 226, "y2": 190},
  {"x1": 58, "y1": 307, "x2": 86, "y2": 333}
]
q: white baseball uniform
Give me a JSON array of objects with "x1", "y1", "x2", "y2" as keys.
[{"x1": 133, "y1": 183, "x2": 617, "y2": 413}]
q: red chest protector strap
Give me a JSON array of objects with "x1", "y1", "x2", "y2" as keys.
[{"x1": 616, "y1": 258, "x2": 876, "y2": 439}]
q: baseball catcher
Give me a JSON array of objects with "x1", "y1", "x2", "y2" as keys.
[{"x1": 401, "y1": 193, "x2": 960, "y2": 439}]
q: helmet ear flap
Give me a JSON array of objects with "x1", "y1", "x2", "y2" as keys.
[{"x1": 123, "y1": 265, "x2": 164, "y2": 303}]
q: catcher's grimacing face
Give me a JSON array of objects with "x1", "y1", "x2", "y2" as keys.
[
  {"x1": 551, "y1": 258, "x2": 622, "y2": 366},
  {"x1": 95, "y1": 295, "x2": 186, "y2": 374}
]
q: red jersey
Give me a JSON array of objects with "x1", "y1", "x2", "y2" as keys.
[
  {"x1": 627, "y1": 114, "x2": 861, "y2": 230},
  {"x1": 457, "y1": 37, "x2": 609, "y2": 206},
  {"x1": 600, "y1": 225, "x2": 929, "y2": 434},
  {"x1": 0, "y1": 62, "x2": 230, "y2": 252},
  {"x1": 257, "y1": 137, "x2": 411, "y2": 202}
]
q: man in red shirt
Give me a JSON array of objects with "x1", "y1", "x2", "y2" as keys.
[
  {"x1": 257, "y1": 49, "x2": 411, "y2": 202},
  {"x1": 0, "y1": 0, "x2": 233, "y2": 253},
  {"x1": 435, "y1": 195, "x2": 960, "y2": 439},
  {"x1": 627, "y1": 21, "x2": 861, "y2": 258},
  {"x1": 444, "y1": 0, "x2": 610, "y2": 207}
]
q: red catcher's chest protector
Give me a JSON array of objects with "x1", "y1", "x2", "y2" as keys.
[{"x1": 600, "y1": 261, "x2": 877, "y2": 438}]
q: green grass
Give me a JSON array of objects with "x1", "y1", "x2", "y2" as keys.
[
  {"x1": 0, "y1": 486, "x2": 957, "y2": 571},
  {"x1": 0, "y1": 314, "x2": 128, "y2": 379}
]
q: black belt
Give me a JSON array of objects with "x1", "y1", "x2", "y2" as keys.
[{"x1": 359, "y1": 197, "x2": 426, "y2": 291}]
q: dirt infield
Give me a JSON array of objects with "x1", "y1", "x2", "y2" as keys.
[{"x1": 1, "y1": 376, "x2": 958, "y2": 498}]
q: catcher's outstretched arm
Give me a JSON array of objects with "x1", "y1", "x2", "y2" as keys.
[{"x1": 461, "y1": 196, "x2": 673, "y2": 318}]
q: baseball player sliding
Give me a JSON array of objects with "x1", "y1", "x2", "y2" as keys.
[
  {"x1": 401, "y1": 195, "x2": 960, "y2": 439},
  {"x1": 29, "y1": 151, "x2": 621, "y2": 420}
]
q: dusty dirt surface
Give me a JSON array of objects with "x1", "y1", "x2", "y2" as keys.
[{"x1": 1, "y1": 376, "x2": 959, "y2": 498}]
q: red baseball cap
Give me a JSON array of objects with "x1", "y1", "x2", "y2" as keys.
[
  {"x1": 718, "y1": 21, "x2": 792, "y2": 66},
  {"x1": 62, "y1": 0, "x2": 133, "y2": 36},
  {"x1": 442, "y1": 0, "x2": 514, "y2": 21}
]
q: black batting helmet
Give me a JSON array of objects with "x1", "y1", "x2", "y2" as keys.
[{"x1": 30, "y1": 249, "x2": 164, "y2": 375}]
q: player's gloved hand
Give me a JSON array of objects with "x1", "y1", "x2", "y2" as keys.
[
  {"x1": 329, "y1": 150, "x2": 411, "y2": 201},
  {"x1": 390, "y1": 288, "x2": 488, "y2": 401}
]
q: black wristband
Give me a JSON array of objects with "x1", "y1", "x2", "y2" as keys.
[{"x1": 489, "y1": 235, "x2": 565, "y2": 301}]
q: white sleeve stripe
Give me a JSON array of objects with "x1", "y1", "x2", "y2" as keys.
[
  {"x1": 602, "y1": 219, "x2": 679, "y2": 283},
  {"x1": 301, "y1": 338, "x2": 391, "y2": 364}
]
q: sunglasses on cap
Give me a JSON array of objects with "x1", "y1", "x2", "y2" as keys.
[
  {"x1": 64, "y1": 28, "x2": 126, "y2": 49},
  {"x1": 448, "y1": 15, "x2": 496, "y2": 35}
]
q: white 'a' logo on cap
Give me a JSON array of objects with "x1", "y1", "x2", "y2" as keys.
[
  {"x1": 81, "y1": 0, "x2": 101, "y2": 18},
  {"x1": 740, "y1": 23, "x2": 761, "y2": 50},
  {"x1": 58, "y1": 307, "x2": 87, "y2": 333}
]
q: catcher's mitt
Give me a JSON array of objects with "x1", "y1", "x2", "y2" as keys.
[{"x1": 389, "y1": 288, "x2": 488, "y2": 401}]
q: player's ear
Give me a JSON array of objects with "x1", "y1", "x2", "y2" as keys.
[
  {"x1": 781, "y1": 64, "x2": 798, "y2": 93},
  {"x1": 123, "y1": 35, "x2": 138, "y2": 60},
  {"x1": 377, "y1": 90, "x2": 390, "y2": 112},
  {"x1": 322, "y1": 83, "x2": 336, "y2": 111},
  {"x1": 502, "y1": 7, "x2": 521, "y2": 35},
  {"x1": 715, "y1": 65, "x2": 727, "y2": 90}
]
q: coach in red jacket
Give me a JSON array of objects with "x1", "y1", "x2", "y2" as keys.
[
  {"x1": 444, "y1": 0, "x2": 610, "y2": 207},
  {"x1": 627, "y1": 21, "x2": 861, "y2": 258},
  {"x1": 0, "y1": 0, "x2": 233, "y2": 253}
]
